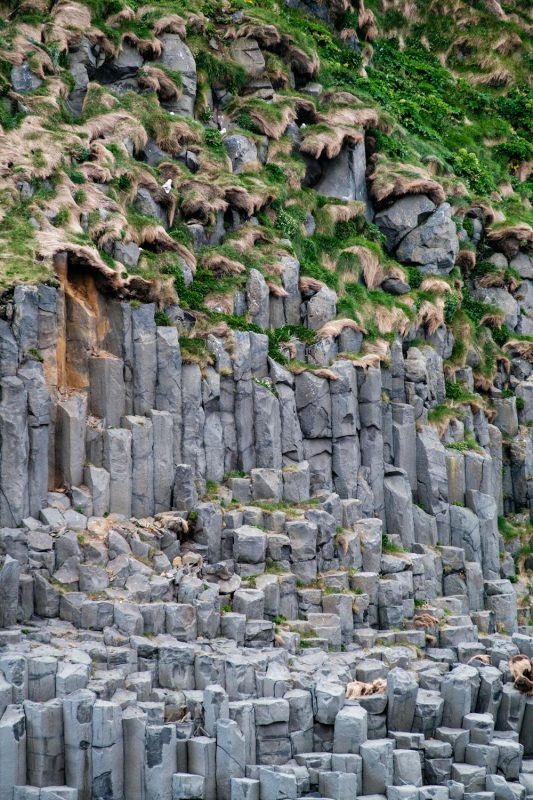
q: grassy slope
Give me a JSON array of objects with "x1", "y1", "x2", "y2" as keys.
[{"x1": 0, "y1": 0, "x2": 531, "y2": 380}]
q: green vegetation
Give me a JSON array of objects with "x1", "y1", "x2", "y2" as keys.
[
  {"x1": 446, "y1": 435, "x2": 483, "y2": 453},
  {"x1": 498, "y1": 516, "x2": 522, "y2": 543},
  {"x1": 382, "y1": 533, "x2": 406, "y2": 555},
  {"x1": 0, "y1": 0, "x2": 530, "y2": 418}
]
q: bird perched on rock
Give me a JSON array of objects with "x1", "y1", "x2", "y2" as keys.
[{"x1": 162, "y1": 178, "x2": 172, "y2": 194}]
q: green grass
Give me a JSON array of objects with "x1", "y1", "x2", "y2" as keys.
[
  {"x1": 446, "y1": 434, "x2": 483, "y2": 453},
  {"x1": 0, "y1": 206, "x2": 49, "y2": 289},
  {"x1": 0, "y1": 0, "x2": 530, "y2": 395},
  {"x1": 498, "y1": 516, "x2": 522, "y2": 543},
  {"x1": 428, "y1": 403, "x2": 464, "y2": 425},
  {"x1": 382, "y1": 534, "x2": 406, "y2": 554}
]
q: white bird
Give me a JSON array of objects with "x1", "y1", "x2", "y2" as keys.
[{"x1": 162, "y1": 179, "x2": 172, "y2": 194}]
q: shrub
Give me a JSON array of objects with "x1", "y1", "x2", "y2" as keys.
[
  {"x1": 154, "y1": 311, "x2": 172, "y2": 326},
  {"x1": 444, "y1": 293, "x2": 460, "y2": 323},
  {"x1": 451, "y1": 149, "x2": 495, "y2": 195}
]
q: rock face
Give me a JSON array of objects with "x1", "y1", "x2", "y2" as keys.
[
  {"x1": 0, "y1": 269, "x2": 531, "y2": 800},
  {"x1": 158, "y1": 34, "x2": 197, "y2": 116},
  {"x1": 315, "y1": 143, "x2": 372, "y2": 219},
  {"x1": 230, "y1": 38, "x2": 266, "y2": 77},
  {"x1": 395, "y1": 203, "x2": 460, "y2": 273},
  {"x1": 223, "y1": 135, "x2": 258, "y2": 173},
  {"x1": 0, "y1": 4, "x2": 532, "y2": 800},
  {"x1": 376, "y1": 195, "x2": 436, "y2": 251}
]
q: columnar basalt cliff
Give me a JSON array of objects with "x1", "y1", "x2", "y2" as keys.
[{"x1": 0, "y1": 0, "x2": 532, "y2": 799}]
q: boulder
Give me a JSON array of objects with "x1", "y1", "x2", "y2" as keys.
[
  {"x1": 395, "y1": 203, "x2": 459, "y2": 273},
  {"x1": 473, "y1": 286, "x2": 519, "y2": 330},
  {"x1": 230, "y1": 38, "x2": 265, "y2": 77},
  {"x1": 11, "y1": 63, "x2": 41, "y2": 93},
  {"x1": 376, "y1": 195, "x2": 436, "y2": 251},
  {"x1": 223, "y1": 135, "x2": 258, "y2": 173}
]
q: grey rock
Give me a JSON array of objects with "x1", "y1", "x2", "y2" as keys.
[
  {"x1": 306, "y1": 286, "x2": 337, "y2": 331},
  {"x1": 231, "y1": 37, "x2": 265, "y2": 76},
  {"x1": 396, "y1": 203, "x2": 459, "y2": 273},
  {"x1": 103, "y1": 428, "x2": 132, "y2": 517},
  {"x1": 11, "y1": 62, "x2": 42, "y2": 93},
  {"x1": 0, "y1": 554, "x2": 20, "y2": 627},
  {"x1": 158, "y1": 34, "x2": 197, "y2": 116},
  {"x1": 388, "y1": 668, "x2": 418, "y2": 732},
  {"x1": 246, "y1": 270, "x2": 270, "y2": 329},
  {"x1": 224, "y1": 135, "x2": 258, "y2": 173},
  {"x1": 376, "y1": 195, "x2": 436, "y2": 252},
  {"x1": 315, "y1": 143, "x2": 371, "y2": 218}
]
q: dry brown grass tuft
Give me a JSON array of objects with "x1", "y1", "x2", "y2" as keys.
[
  {"x1": 204, "y1": 294, "x2": 235, "y2": 314},
  {"x1": 319, "y1": 202, "x2": 365, "y2": 233},
  {"x1": 299, "y1": 276, "x2": 325, "y2": 295},
  {"x1": 487, "y1": 223, "x2": 533, "y2": 259},
  {"x1": 13, "y1": 0, "x2": 48, "y2": 12},
  {"x1": 343, "y1": 245, "x2": 384, "y2": 290},
  {"x1": 416, "y1": 298, "x2": 445, "y2": 335},
  {"x1": 480, "y1": 311, "x2": 505, "y2": 326},
  {"x1": 202, "y1": 252, "x2": 246, "y2": 276},
  {"x1": 1, "y1": 23, "x2": 53, "y2": 77},
  {"x1": 484, "y1": 0, "x2": 507, "y2": 18},
  {"x1": 138, "y1": 67, "x2": 181, "y2": 101},
  {"x1": 224, "y1": 184, "x2": 270, "y2": 217},
  {"x1": 227, "y1": 226, "x2": 269, "y2": 254},
  {"x1": 248, "y1": 103, "x2": 296, "y2": 140},
  {"x1": 313, "y1": 368, "x2": 339, "y2": 381},
  {"x1": 363, "y1": 338, "x2": 390, "y2": 358},
  {"x1": 0, "y1": 114, "x2": 81, "y2": 186},
  {"x1": 83, "y1": 110, "x2": 148, "y2": 153},
  {"x1": 300, "y1": 126, "x2": 364, "y2": 160},
  {"x1": 346, "y1": 678, "x2": 387, "y2": 698},
  {"x1": 456, "y1": 249, "x2": 476, "y2": 271},
  {"x1": 230, "y1": 22, "x2": 281, "y2": 47},
  {"x1": 120, "y1": 32, "x2": 162, "y2": 60},
  {"x1": 473, "y1": 372, "x2": 494, "y2": 392},
  {"x1": 478, "y1": 272, "x2": 506, "y2": 289},
  {"x1": 414, "y1": 613, "x2": 439, "y2": 627},
  {"x1": 375, "y1": 304, "x2": 411, "y2": 336},
  {"x1": 493, "y1": 32, "x2": 522, "y2": 55},
  {"x1": 370, "y1": 158, "x2": 446, "y2": 206},
  {"x1": 180, "y1": 181, "x2": 228, "y2": 223},
  {"x1": 46, "y1": 2, "x2": 93, "y2": 52},
  {"x1": 39, "y1": 230, "x2": 122, "y2": 281},
  {"x1": 357, "y1": 3, "x2": 379, "y2": 41},
  {"x1": 85, "y1": 29, "x2": 117, "y2": 59},
  {"x1": 359, "y1": 353, "x2": 383, "y2": 369},
  {"x1": 509, "y1": 654, "x2": 533, "y2": 694},
  {"x1": 107, "y1": 6, "x2": 136, "y2": 25},
  {"x1": 380, "y1": 0, "x2": 419, "y2": 22},
  {"x1": 150, "y1": 117, "x2": 200, "y2": 156},
  {"x1": 472, "y1": 66, "x2": 513, "y2": 88},
  {"x1": 317, "y1": 318, "x2": 365, "y2": 338},
  {"x1": 503, "y1": 340, "x2": 533, "y2": 361},
  {"x1": 326, "y1": 105, "x2": 380, "y2": 129},
  {"x1": 79, "y1": 162, "x2": 114, "y2": 184},
  {"x1": 153, "y1": 14, "x2": 187, "y2": 38},
  {"x1": 419, "y1": 277, "x2": 453, "y2": 293},
  {"x1": 328, "y1": 0, "x2": 353, "y2": 14},
  {"x1": 267, "y1": 281, "x2": 288, "y2": 297}
]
